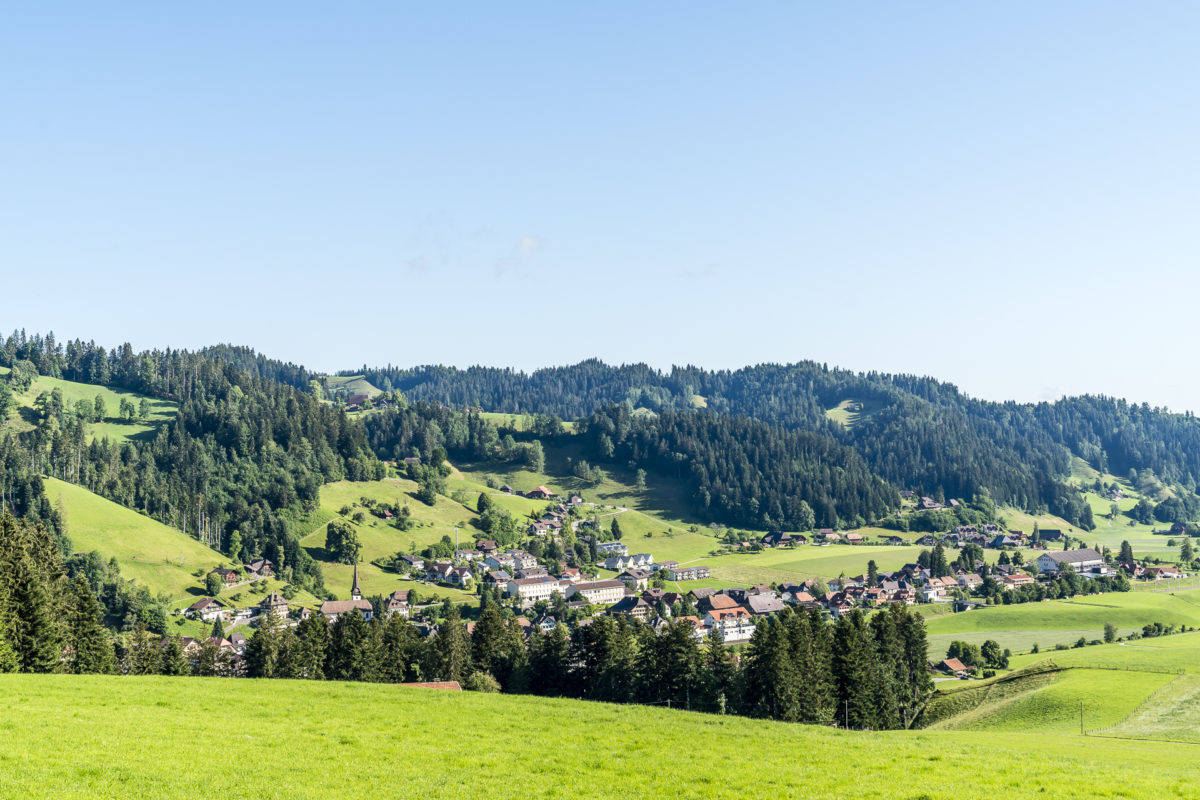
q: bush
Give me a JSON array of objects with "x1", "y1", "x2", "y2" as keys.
[{"x1": 463, "y1": 671, "x2": 501, "y2": 693}]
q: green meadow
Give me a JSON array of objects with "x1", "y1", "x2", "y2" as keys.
[
  {"x1": 923, "y1": 589, "x2": 1200, "y2": 658},
  {"x1": 46, "y1": 477, "x2": 224, "y2": 600},
  {"x1": 2, "y1": 674, "x2": 1199, "y2": 800},
  {"x1": 0, "y1": 365, "x2": 176, "y2": 444}
]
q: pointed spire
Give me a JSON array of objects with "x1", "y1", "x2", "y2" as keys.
[{"x1": 351, "y1": 562, "x2": 362, "y2": 601}]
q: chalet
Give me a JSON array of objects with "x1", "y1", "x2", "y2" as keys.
[
  {"x1": 608, "y1": 596, "x2": 653, "y2": 622},
  {"x1": 990, "y1": 535, "x2": 1020, "y2": 549},
  {"x1": 347, "y1": 393, "x2": 370, "y2": 406},
  {"x1": 918, "y1": 497, "x2": 944, "y2": 511},
  {"x1": 397, "y1": 554, "x2": 424, "y2": 571},
  {"x1": 760, "y1": 532, "x2": 795, "y2": 548},
  {"x1": 1037, "y1": 529, "x2": 1065, "y2": 542},
  {"x1": 597, "y1": 541, "x2": 629, "y2": 556},
  {"x1": 245, "y1": 558, "x2": 274, "y2": 579},
  {"x1": 568, "y1": 494, "x2": 584, "y2": 506},
  {"x1": 506, "y1": 577, "x2": 570, "y2": 604},
  {"x1": 900, "y1": 490, "x2": 915, "y2": 499},
  {"x1": 477, "y1": 540, "x2": 498, "y2": 554},
  {"x1": 948, "y1": 499, "x2": 961, "y2": 508},
  {"x1": 617, "y1": 568, "x2": 651, "y2": 590},
  {"x1": 229, "y1": 632, "x2": 248, "y2": 655},
  {"x1": 882, "y1": 535, "x2": 906, "y2": 546},
  {"x1": 186, "y1": 597, "x2": 227, "y2": 622},
  {"x1": 689, "y1": 587, "x2": 717, "y2": 601},
  {"x1": 823, "y1": 532, "x2": 842, "y2": 543},
  {"x1": 566, "y1": 579, "x2": 627, "y2": 605},
  {"x1": 320, "y1": 566, "x2": 373, "y2": 621},
  {"x1": 526, "y1": 486, "x2": 557, "y2": 500},
  {"x1": 915, "y1": 535, "x2": 938, "y2": 547},
  {"x1": 259, "y1": 592, "x2": 289, "y2": 617},
  {"x1": 845, "y1": 533, "x2": 863, "y2": 544},
  {"x1": 500, "y1": 484, "x2": 514, "y2": 494},
  {"x1": 703, "y1": 608, "x2": 755, "y2": 643},
  {"x1": 208, "y1": 567, "x2": 240, "y2": 587},
  {"x1": 403, "y1": 456, "x2": 422, "y2": 466},
  {"x1": 1034, "y1": 548, "x2": 1105, "y2": 575}
]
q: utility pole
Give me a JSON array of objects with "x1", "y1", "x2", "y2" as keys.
[{"x1": 1080, "y1": 700, "x2": 1084, "y2": 735}]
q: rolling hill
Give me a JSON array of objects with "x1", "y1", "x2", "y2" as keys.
[{"x1": 2, "y1": 673, "x2": 1198, "y2": 799}]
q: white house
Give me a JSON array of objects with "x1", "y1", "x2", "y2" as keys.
[
  {"x1": 597, "y1": 542, "x2": 628, "y2": 556},
  {"x1": 703, "y1": 608, "x2": 756, "y2": 644},
  {"x1": 506, "y1": 577, "x2": 571, "y2": 604}
]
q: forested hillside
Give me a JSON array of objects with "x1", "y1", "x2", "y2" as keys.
[{"x1": 347, "y1": 359, "x2": 1200, "y2": 528}]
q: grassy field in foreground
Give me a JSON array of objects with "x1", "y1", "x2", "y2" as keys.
[
  {"x1": 1, "y1": 675, "x2": 1198, "y2": 800},
  {"x1": 47, "y1": 477, "x2": 225, "y2": 600}
]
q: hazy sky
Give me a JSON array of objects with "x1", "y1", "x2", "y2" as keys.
[{"x1": 3, "y1": 3, "x2": 1199, "y2": 409}]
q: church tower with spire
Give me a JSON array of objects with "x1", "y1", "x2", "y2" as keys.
[{"x1": 350, "y1": 563, "x2": 362, "y2": 601}]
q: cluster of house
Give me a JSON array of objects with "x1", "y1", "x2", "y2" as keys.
[
  {"x1": 527, "y1": 497, "x2": 586, "y2": 537},
  {"x1": 206, "y1": 558, "x2": 276, "y2": 590}
]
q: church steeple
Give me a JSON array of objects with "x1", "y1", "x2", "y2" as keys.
[{"x1": 351, "y1": 563, "x2": 362, "y2": 601}]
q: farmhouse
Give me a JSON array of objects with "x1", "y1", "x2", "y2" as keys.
[
  {"x1": 386, "y1": 590, "x2": 410, "y2": 617},
  {"x1": 526, "y1": 486, "x2": 557, "y2": 500},
  {"x1": 245, "y1": 558, "x2": 274, "y2": 579},
  {"x1": 1034, "y1": 548, "x2": 1105, "y2": 575},
  {"x1": 208, "y1": 567, "x2": 240, "y2": 587}
]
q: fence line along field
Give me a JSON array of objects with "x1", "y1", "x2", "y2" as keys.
[{"x1": 2, "y1": 674, "x2": 1199, "y2": 800}]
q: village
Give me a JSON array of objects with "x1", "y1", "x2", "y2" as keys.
[{"x1": 175, "y1": 486, "x2": 1187, "y2": 676}]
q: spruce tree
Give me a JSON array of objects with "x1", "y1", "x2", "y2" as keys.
[
  {"x1": 433, "y1": 607, "x2": 471, "y2": 684},
  {"x1": 832, "y1": 610, "x2": 876, "y2": 729},
  {"x1": 127, "y1": 621, "x2": 161, "y2": 675},
  {"x1": 246, "y1": 607, "x2": 284, "y2": 678},
  {"x1": 66, "y1": 575, "x2": 115, "y2": 674},
  {"x1": 287, "y1": 613, "x2": 330, "y2": 680},
  {"x1": 160, "y1": 636, "x2": 191, "y2": 675},
  {"x1": 328, "y1": 610, "x2": 378, "y2": 682}
]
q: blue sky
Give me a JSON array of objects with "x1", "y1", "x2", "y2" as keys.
[{"x1": 3, "y1": 3, "x2": 1199, "y2": 409}]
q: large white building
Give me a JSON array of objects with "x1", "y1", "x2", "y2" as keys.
[
  {"x1": 566, "y1": 579, "x2": 626, "y2": 605},
  {"x1": 506, "y1": 577, "x2": 571, "y2": 604}
]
